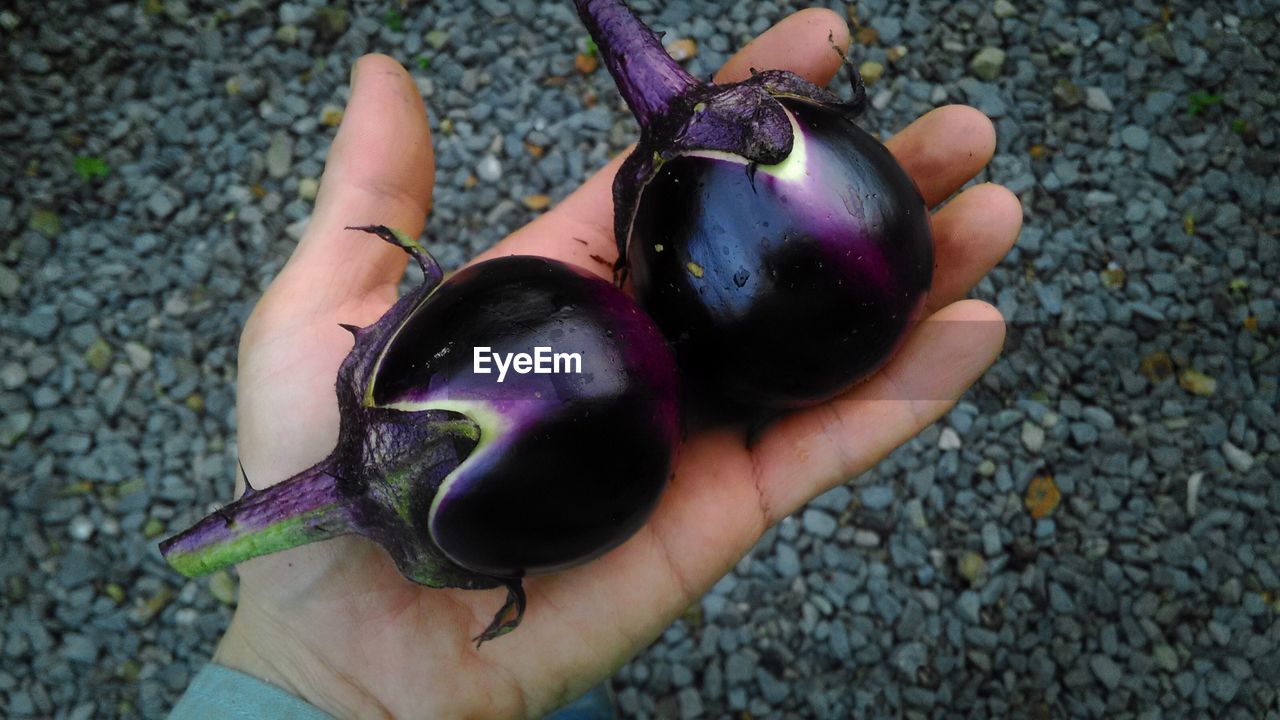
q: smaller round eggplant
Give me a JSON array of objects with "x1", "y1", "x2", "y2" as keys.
[
  {"x1": 575, "y1": 0, "x2": 935, "y2": 408},
  {"x1": 160, "y1": 227, "x2": 681, "y2": 642}
]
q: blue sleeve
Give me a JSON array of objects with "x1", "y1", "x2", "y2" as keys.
[{"x1": 169, "y1": 663, "x2": 336, "y2": 720}]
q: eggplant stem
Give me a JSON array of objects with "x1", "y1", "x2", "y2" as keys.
[
  {"x1": 474, "y1": 579, "x2": 527, "y2": 647},
  {"x1": 159, "y1": 461, "x2": 359, "y2": 577},
  {"x1": 573, "y1": 0, "x2": 701, "y2": 128},
  {"x1": 347, "y1": 225, "x2": 444, "y2": 291}
]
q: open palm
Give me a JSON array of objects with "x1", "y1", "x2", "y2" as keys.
[{"x1": 212, "y1": 10, "x2": 1021, "y2": 719}]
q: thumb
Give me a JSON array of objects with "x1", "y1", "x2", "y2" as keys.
[{"x1": 278, "y1": 54, "x2": 436, "y2": 308}]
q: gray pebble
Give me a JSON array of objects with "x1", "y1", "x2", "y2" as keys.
[
  {"x1": 802, "y1": 509, "x2": 837, "y2": 539},
  {"x1": 265, "y1": 132, "x2": 293, "y2": 179},
  {"x1": 981, "y1": 522, "x2": 1002, "y2": 556},
  {"x1": 860, "y1": 485, "x2": 894, "y2": 511},
  {"x1": 1090, "y1": 655, "x2": 1123, "y2": 690},
  {"x1": 1221, "y1": 441, "x2": 1254, "y2": 472},
  {"x1": 477, "y1": 155, "x2": 503, "y2": 183}
]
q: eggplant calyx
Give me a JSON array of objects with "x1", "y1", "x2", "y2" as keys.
[
  {"x1": 337, "y1": 226, "x2": 446, "y2": 407},
  {"x1": 610, "y1": 69, "x2": 866, "y2": 286}
]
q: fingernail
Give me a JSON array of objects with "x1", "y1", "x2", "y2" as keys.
[{"x1": 349, "y1": 60, "x2": 360, "y2": 89}]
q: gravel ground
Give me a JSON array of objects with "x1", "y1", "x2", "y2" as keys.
[{"x1": 2, "y1": 0, "x2": 1278, "y2": 718}]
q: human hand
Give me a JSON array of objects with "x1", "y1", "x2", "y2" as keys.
[{"x1": 212, "y1": 9, "x2": 1020, "y2": 719}]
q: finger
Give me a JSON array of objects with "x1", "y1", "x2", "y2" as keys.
[
  {"x1": 886, "y1": 104, "x2": 996, "y2": 207},
  {"x1": 750, "y1": 300, "x2": 1006, "y2": 520},
  {"x1": 480, "y1": 8, "x2": 852, "y2": 269},
  {"x1": 714, "y1": 8, "x2": 850, "y2": 83},
  {"x1": 277, "y1": 54, "x2": 435, "y2": 306},
  {"x1": 924, "y1": 182, "x2": 1022, "y2": 314}
]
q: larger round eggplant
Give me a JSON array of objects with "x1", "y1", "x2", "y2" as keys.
[{"x1": 160, "y1": 226, "x2": 681, "y2": 642}]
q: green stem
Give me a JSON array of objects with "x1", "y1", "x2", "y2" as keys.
[{"x1": 159, "y1": 462, "x2": 359, "y2": 577}]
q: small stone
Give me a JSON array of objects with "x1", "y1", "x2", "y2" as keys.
[
  {"x1": 574, "y1": 52, "x2": 598, "y2": 74},
  {"x1": 1053, "y1": 78, "x2": 1083, "y2": 109},
  {"x1": 477, "y1": 155, "x2": 502, "y2": 183},
  {"x1": 1147, "y1": 139, "x2": 1179, "y2": 180},
  {"x1": 958, "y1": 552, "x2": 985, "y2": 582},
  {"x1": 870, "y1": 16, "x2": 901, "y2": 43},
  {"x1": 0, "y1": 265, "x2": 20, "y2": 298},
  {"x1": 274, "y1": 24, "x2": 298, "y2": 44},
  {"x1": 1, "y1": 362, "x2": 26, "y2": 389},
  {"x1": 969, "y1": 47, "x2": 1006, "y2": 81},
  {"x1": 1221, "y1": 442, "x2": 1254, "y2": 472},
  {"x1": 104, "y1": 583, "x2": 126, "y2": 604},
  {"x1": 1186, "y1": 472, "x2": 1203, "y2": 516},
  {"x1": 725, "y1": 651, "x2": 755, "y2": 684},
  {"x1": 775, "y1": 542, "x2": 801, "y2": 579},
  {"x1": 1151, "y1": 644, "x2": 1178, "y2": 672},
  {"x1": 29, "y1": 208, "x2": 61, "y2": 237},
  {"x1": 665, "y1": 38, "x2": 697, "y2": 62},
  {"x1": 133, "y1": 586, "x2": 175, "y2": 624},
  {"x1": 62, "y1": 633, "x2": 98, "y2": 664},
  {"x1": 20, "y1": 50, "x2": 51, "y2": 74},
  {"x1": 278, "y1": 3, "x2": 312, "y2": 24},
  {"x1": 426, "y1": 30, "x2": 450, "y2": 50},
  {"x1": 938, "y1": 427, "x2": 961, "y2": 450},
  {"x1": 1140, "y1": 352, "x2": 1174, "y2": 382},
  {"x1": 904, "y1": 498, "x2": 927, "y2": 529},
  {"x1": 208, "y1": 570, "x2": 237, "y2": 606},
  {"x1": 8, "y1": 690, "x2": 34, "y2": 715},
  {"x1": 981, "y1": 522, "x2": 1002, "y2": 556},
  {"x1": 1178, "y1": 369, "x2": 1216, "y2": 396},
  {"x1": 1021, "y1": 421, "x2": 1045, "y2": 452},
  {"x1": 677, "y1": 687, "x2": 703, "y2": 719},
  {"x1": 1207, "y1": 672, "x2": 1240, "y2": 702},
  {"x1": 143, "y1": 518, "x2": 165, "y2": 538},
  {"x1": 84, "y1": 338, "x2": 113, "y2": 372},
  {"x1": 68, "y1": 515, "x2": 94, "y2": 541},
  {"x1": 1070, "y1": 422, "x2": 1099, "y2": 445},
  {"x1": 802, "y1": 509, "x2": 837, "y2": 538},
  {"x1": 319, "y1": 104, "x2": 344, "y2": 127},
  {"x1": 522, "y1": 194, "x2": 551, "y2": 211},
  {"x1": 992, "y1": 0, "x2": 1017, "y2": 18},
  {"x1": 853, "y1": 530, "x2": 880, "y2": 547},
  {"x1": 1048, "y1": 583, "x2": 1074, "y2": 613},
  {"x1": 1090, "y1": 655, "x2": 1123, "y2": 690},
  {"x1": 1120, "y1": 125, "x2": 1150, "y2": 151},
  {"x1": 956, "y1": 590, "x2": 981, "y2": 624},
  {"x1": 1084, "y1": 87, "x2": 1113, "y2": 112},
  {"x1": 859, "y1": 61, "x2": 885, "y2": 86},
  {"x1": 891, "y1": 642, "x2": 928, "y2": 678},
  {"x1": 298, "y1": 177, "x2": 320, "y2": 202},
  {"x1": 265, "y1": 132, "x2": 293, "y2": 179},
  {"x1": 123, "y1": 342, "x2": 153, "y2": 371},
  {"x1": 861, "y1": 485, "x2": 894, "y2": 510},
  {"x1": 1, "y1": 411, "x2": 32, "y2": 447}
]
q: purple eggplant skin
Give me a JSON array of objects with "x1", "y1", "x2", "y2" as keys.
[
  {"x1": 374, "y1": 253, "x2": 681, "y2": 578},
  {"x1": 159, "y1": 227, "x2": 681, "y2": 642},
  {"x1": 629, "y1": 99, "x2": 933, "y2": 408},
  {"x1": 574, "y1": 0, "x2": 935, "y2": 409}
]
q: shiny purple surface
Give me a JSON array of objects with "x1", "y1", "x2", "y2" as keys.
[
  {"x1": 629, "y1": 100, "x2": 934, "y2": 407},
  {"x1": 371, "y1": 256, "x2": 681, "y2": 578}
]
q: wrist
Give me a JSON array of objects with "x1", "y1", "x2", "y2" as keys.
[{"x1": 213, "y1": 607, "x2": 389, "y2": 720}]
